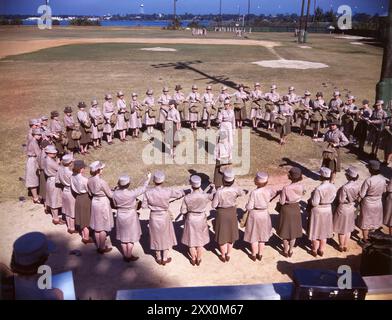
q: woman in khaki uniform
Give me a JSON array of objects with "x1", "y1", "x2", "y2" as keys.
[
  {"x1": 25, "y1": 128, "x2": 42, "y2": 203},
  {"x1": 180, "y1": 175, "x2": 215, "y2": 266},
  {"x1": 43, "y1": 145, "x2": 64, "y2": 225},
  {"x1": 308, "y1": 167, "x2": 337, "y2": 257},
  {"x1": 212, "y1": 169, "x2": 247, "y2": 262},
  {"x1": 358, "y1": 160, "x2": 387, "y2": 243},
  {"x1": 77, "y1": 102, "x2": 92, "y2": 155},
  {"x1": 244, "y1": 172, "x2": 277, "y2": 261},
  {"x1": 143, "y1": 89, "x2": 156, "y2": 135},
  {"x1": 333, "y1": 166, "x2": 361, "y2": 252},
  {"x1": 112, "y1": 173, "x2": 151, "y2": 262},
  {"x1": 103, "y1": 94, "x2": 116, "y2": 145},
  {"x1": 70, "y1": 160, "x2": 93, "y2": 244},
  {"x1": 142, "y1": 171, "x2": 184, "y2": 265},
  {"x1": 87, "y1": 161, "x2": 114, "y2": 254},
  {"x1": 233, "y1": 84, "x2": 249, "y2": 129},
  {"x1": 89, "y1": 100, "x2": 103, "y2": 149},
  {"x1": 63, "y1": 106, "x2": 79, "y2": 153},
  {"x1": 213, "y1": 130, "x2": 232, "y2": 188},
  {"x1": 129, "y1": 93, "x2": 143, "y2": 138},
  {"x1": 49, "y1": 111, "x2": 66, "y2": 156},
  {"x1": 277, "y1": 167, "x2": 305, "y2": 258},
  {"x1": 56, "y1": 154, "x2": 75, "y2": 234},
  {"x1": 116, "y1": 91, "x2": 128, "y2": 142}
]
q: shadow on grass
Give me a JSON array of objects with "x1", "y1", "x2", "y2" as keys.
[
  {"x1": 280, "y1": 157, "x2": 320, "y2": 181},
  {"x1": 151, "y1": 60, "x2": 239, "y2": 90}
]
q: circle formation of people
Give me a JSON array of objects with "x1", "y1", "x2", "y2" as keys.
[{"x1": 24, "y1": 83, "x2": 392, "y2": 266}]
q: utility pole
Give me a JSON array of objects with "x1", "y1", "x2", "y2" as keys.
[
  {"x1": 298, "y1": 0, "x2": 305, "y2": 43},
  {"x1": 303, "y1": 0, "x2": 311, "y2": 43},
  {"x1": 219, "y1": 0, "x2": 222, "y2": 28},
  {"x1": 247, "y1": 0, "x2": 251, "y2": 27},
  {"x1": 377, "y1": 0, "x2": 392, "y2": 112}
]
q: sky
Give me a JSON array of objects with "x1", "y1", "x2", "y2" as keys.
[{"x1": 0, "y1": 0, "x2": 389, "y2": 16}]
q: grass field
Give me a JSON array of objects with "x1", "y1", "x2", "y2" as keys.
[{"x1": 0, "y1": 27, "x2": 384, "y2": 201}]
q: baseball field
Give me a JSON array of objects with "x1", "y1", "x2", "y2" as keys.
[{"x1": 0, "y1": 26, "x2": 388, "y2": 299}]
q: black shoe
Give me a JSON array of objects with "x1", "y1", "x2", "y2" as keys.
[
  {"x1": 248, "y1": 254, "x2": 257, "y2": 261},
  {"x1": 256, "y1": 254, "x2": 262, "y2": 261}
]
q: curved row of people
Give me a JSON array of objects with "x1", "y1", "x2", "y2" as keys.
[{"x1": 30, "y1": 145, "x2": 392, "y2": 265}]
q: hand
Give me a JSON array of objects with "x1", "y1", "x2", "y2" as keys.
[
  {"x1": 243, "y1": 189, "x2": 249, "y2": 195},
  {"x1": 146, "y1": 172, "x2": 152, "y2": 180},
  {"x1": 210, "y1": 184, "x2": 216, "y2": 190}
]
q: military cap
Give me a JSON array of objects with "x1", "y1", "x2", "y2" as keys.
[
  {"x1": 319, "y1": 167, "x2": 332, "y2": 178},
  {"x1": 255, "y1": 171, "x2": 268, "y2": 183},
  {"x1": 89, "y1": 160, "x2": 105, "y2": 172},
  {"x1": 77, "y1": 102, "x2": 86, "y2": 109},
  {"x1": 118, "y1": 175, "x2": 131, "y2": 187},
  {"x1": 62, "y1": 154, "x2": 74, "y2": 165},
  {"x1": 64, "y1": 106, "x2": 73, "y2": 113},
  {"x1": 190, "y1": 175, "x2": 202, "y2": 188},
  {"x1": 153, "y1": 171, "x2": 165, "y2": 184},
  {"x1": 367, "y1": 160, "x2": 380, "y2": 171},
  {"x1": 345, "y1": 166, "x2": 358, "y2": 178},
  {"x1": 12, "y1": 232, "x2": 55, "y2": 267},
  {"x1": 51, "y1": 111, "x2": 59, "y2": 118},
  {"x1": 44, "y1": 145, "x2": 58, "y2": 154},
  {"x1": 223, "y1": 169, "x2": 235, "y2": 182}
]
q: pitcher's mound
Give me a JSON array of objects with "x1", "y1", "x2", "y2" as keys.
[
  {"x1": 252, "y1": 59, "x2": 328, "y2": 70},
  {"x1": 140, "y1": 47, "x2": 177, "y2": 52}
]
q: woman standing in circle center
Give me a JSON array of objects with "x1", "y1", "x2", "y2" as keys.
[
  {"x1": 212, "y1": 169, "x2": 246, "y2": 262},
  {"x1": 87, "y1": 161, "x2": 114, "y2": 254},
  {"x1": 277, "y1": 167, "x2": 305, "y2": 258},
  {"x1": 244, "y1": 172, "x2": 278, "y2": 261}
]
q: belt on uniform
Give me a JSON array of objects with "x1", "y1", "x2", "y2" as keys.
[
  {"x1": 317, "y1": 204, "x2": 331, "y2": 208},
  {"x1": 27, "y1": 155, "x2": 37, "y2": 158},
  {"x1": 93, "y1": 195, "x2": 106, "y2": 198},
  {"x1": 151, "y1": 209, "x2": 168, "y2": 213},
  {"x1": 252, "y1": 207, "x2": 268, "y2": 210}
]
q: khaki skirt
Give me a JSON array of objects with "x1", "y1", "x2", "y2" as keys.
[
  {"x1": 214, "y1": 207, "x2": 239, "y2": 245},
  {"x1": 149, "y1": 210, "x2": 177, "y2": 250},
  {"x1": 90, "y1": 196, "x2": 113, "y2": 232},
  {"x1": 181, "y1": 212, "x2": 210, "y2": 247},
  {"x1": 25, "y1": 157, "x2": 39, "y2": 188},
  {"x1": 116, "y1": 208, "x2": 142, "y2": 243},
  {"x1": 277, "y1": 203, "x2": 303, "y2": 240},
  {"x1": 62, "y1": 186, "x2": 76, "y2": 218},
  {"x1": 244, "y1": 209, "x2": 272, "y2": 243},
  {"x1": 308, "y1": 205, "x2": 333, "y2": 240},
  {"x1": 75, "y1": 192, "x2": 91, "y2": 228},
  {"x1": 45, "y1": 176, "x2": 62, "y2": 209},
  {"x1": 333, "y1": 203, "x2": 356, "y2": 234}
]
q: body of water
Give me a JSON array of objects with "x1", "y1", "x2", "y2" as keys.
[{"x1": 22, "y1": 19, "x2": 212, "y2": 28}]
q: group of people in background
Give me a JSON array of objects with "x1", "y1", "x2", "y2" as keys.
[{"x1": 25, "y1": 84, "x2": 392, "y2": 163}]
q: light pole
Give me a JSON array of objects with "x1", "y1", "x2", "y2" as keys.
[
  {"x1": 247, "y1": 0, "x2": 251, "y2": 27},
  {"x1": 377, "y1": 0, "x2": 392, "y2": 112},
  {"x1": 303, "y1": 0, "x2": 311, "y2": 43},
  {"x1": 219, "y1": 0, "x2": 222, "y2": 27},
  {"x1": 298, "y1": 0, "x2": 305, "y2": 43}
]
